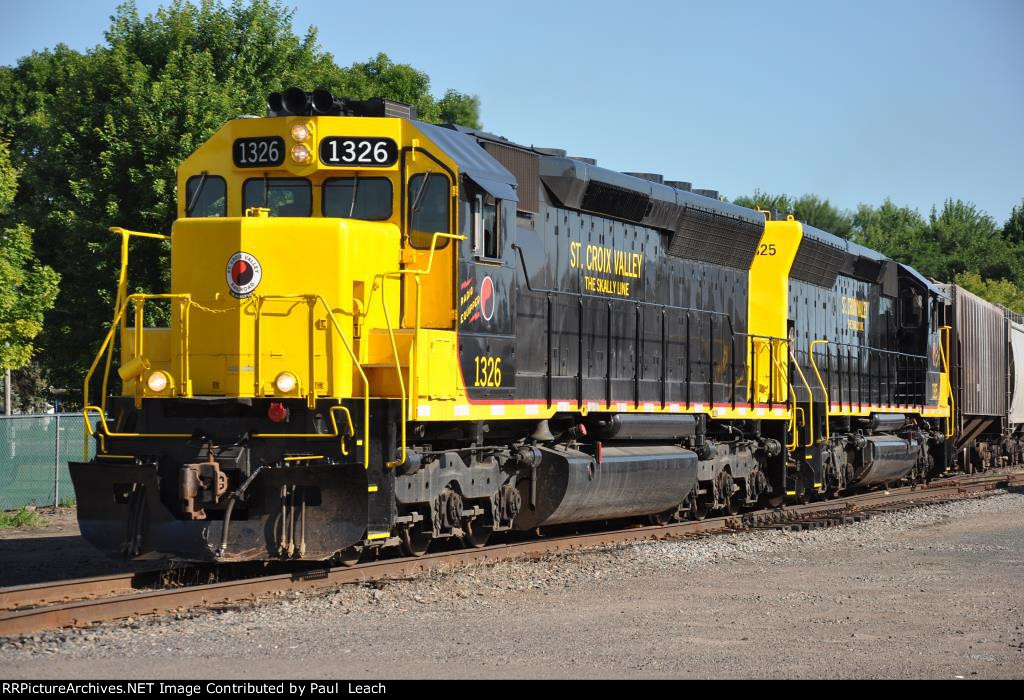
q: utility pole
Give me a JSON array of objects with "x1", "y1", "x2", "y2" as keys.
[{"x1": 3, "y1": 368, "x2": 10, "y2": 416}]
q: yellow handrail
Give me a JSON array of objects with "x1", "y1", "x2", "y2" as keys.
[
  {"x1": 939, "y1": 325, "x2": 955, "y2": 438},
  {"x1": 789, "y1": 350, "x2": 816, "y2": 448},
  {"x1": 809, "y1": 339, "x2": 831, "y2": 442},
  {"x1": 82, "y1": 225, "x2": 462, "y2": 471},
  {"x1": 364, "y1": 231, "x2": 466, "y2": 468},
  {"x1": 254, "y1": 294, "x2": 371, "y2": 469},
  {"x1": 768, "y1": 343, "x2": 800, "y2": 450}
]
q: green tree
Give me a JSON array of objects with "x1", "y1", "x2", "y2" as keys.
[
  {"x1": 954, "y1": 271, "x2": 1024, "y2": 315},
  {"x1": 0, "y1": 142, "x2": 60, "y2": 373},
  {"x1": 926, "y1": 199, "x2": 1014, "y2": 282},
  {"x1": 0, "y1": 0, "x2": 480, "y2": 400},
  {"x1": 852, "y1": 200, "x2": 933, "y2": 270},
  {"x1": 1004, "y1": 197, "x2": 1024, "y2": 245},
  {"x1": 733, "y1": 190, "x2": 853, "y2": 238}
]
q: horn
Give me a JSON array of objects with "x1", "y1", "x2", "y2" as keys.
[
  {"x1": 267, "y1": 91, "x2": 284, "y2": 116},
  {"x1": 311, "y1": 89, "x2": 340, "y2": 116},
  {"x1": 281, "y1": 87, "x2": 310, "y2": 116}
]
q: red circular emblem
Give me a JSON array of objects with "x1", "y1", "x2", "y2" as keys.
[
  {"x1": 225, "y1": 252, "x2": 262, "y2": 298},
  {"x1": 480, "y1": 276, "x2": 495, "y2": 322}
]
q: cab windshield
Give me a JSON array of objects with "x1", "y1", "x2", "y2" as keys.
[
  {"x1": 242, "y1": 178, "x2": 312, "y2": 216},
  {"x1": 322, "y1": 177, "x2": 393, "y2": 220}
]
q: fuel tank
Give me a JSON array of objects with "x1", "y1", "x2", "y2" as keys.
[
  {"x1": 850, "y1": 435, "x2": 922, "y2": 488},
  {"x1": 513, "y1": 444, "x2": 697, "y2": 529},
  {"x1": 586, "y1": 413, "x2": 698, "y2": 440}
]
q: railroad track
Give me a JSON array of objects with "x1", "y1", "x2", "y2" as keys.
[{"x1": 2, "y1": 469, "x2": 1021, "y2": 639}]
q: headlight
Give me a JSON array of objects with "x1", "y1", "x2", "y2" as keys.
[
  {"x1": 274, "y1": 371, "x2": 298, "y2": 394},
  {"x1": 290, "y1": 143, "x2": 310, "y2": 163},
  {"x1": 147, "y1": 371, "x2": 171, "y2": 393},
  {"x1": 290, "y1": 123, "x2": 310, "y2": 142}
]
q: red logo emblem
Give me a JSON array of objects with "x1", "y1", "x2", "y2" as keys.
[
  {"x1": 480, "y1": 276, "x2": 495, "y2": 322},
  {"x1": 225, "y1": 252, "x2": 262, "y2": 298}
]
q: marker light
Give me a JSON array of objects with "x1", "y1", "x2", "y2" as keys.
[
  {"x1": 147, "y1": 371, "x2": 170, "y2": 393},
  {"x1": 290, "y1": 144, "x2": 310, "y2": 163},
  {"x1": 290, "y1": 123, "x2": 310, "y2": 142},
  {"x1": 274, "y1": 371, "x2": 298, "y2": 394}
]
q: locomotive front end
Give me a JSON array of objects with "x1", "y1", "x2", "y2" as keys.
[{"x1": 70, "y1": 94, "x2": 443, "y2": 561}]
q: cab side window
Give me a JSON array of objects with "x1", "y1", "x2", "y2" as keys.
[
  {"x1": 408, "y1": 173, "x2": 450, "y2": 249},
  {"x1": 473, "y1": 193, "x2": 501, "y2": 261},
  {"x1": 185, "y1": 175, "x2": 226, "y2": 217}
]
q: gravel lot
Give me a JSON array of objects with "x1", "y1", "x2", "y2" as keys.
[{"x1": 2, "y1": 490, "x2": 1023, "y2": 679}]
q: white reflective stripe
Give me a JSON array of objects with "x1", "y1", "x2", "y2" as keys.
[
  {"x1": 454, "y1": 405, "x2": 470, "y2": 417},
  {"x1": 525, "y1": 404, "x2": 539, "y2": 415},
  {"x1": 617, "y1": 402, "x2": 628, "y2": 411},
  {"x1": 557, "y1": 401, "x2": 570, "y2": 411},
  {"x1": 643, "y1": 403, "x2": 654, "y2": 412},
  {"x1": 490, "y1": 405, "x2": 505, "y2": 416},
  {"x1": 669, "y1": 403, "x2": 680, "y2": 412},
  {"x1": 417, "y1": 405, "x2": 431, "y2": 418}
]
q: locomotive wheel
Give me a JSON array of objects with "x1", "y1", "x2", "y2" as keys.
[
  {"x1": 689, "y1": 496, "x2": 711, "y2": 521},
  {"x1": 399, "y1": 521, "x2": 433, "y2": 557},
  {"x1": 461, "y1": 515, "x2": 492, "y2": 548},
  {"x1": 334, "y1": 545, "x2": 363, "y2": 567},
  {"x1": 719, "y1": 472, "x2": 739, "y2": 516}
]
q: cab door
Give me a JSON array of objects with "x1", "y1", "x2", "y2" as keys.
[{"x1": 402, "y1": 152, "x2": 455, "y2": 330}]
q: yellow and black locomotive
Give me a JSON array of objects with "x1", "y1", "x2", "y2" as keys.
[{"x1": 69, "y1": 88, "x2": 1023, "y2": 562}]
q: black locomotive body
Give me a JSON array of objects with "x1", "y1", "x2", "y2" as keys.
[{"x1": 67, "y1": 91, "x2": 1021, "y2": 563}]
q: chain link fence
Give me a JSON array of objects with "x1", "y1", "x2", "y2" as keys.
[{"x1": 0, "y1": 413, "x2": 95, "y2": 510}]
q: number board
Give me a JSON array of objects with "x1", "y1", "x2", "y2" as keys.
[
  {"x1": 320, "y1": 137, "x2": 398, "y2": 167},
  {"x1": 233, "y1": 137, "x2": 285, "y2": 168}
]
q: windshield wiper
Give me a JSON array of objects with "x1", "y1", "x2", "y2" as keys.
[
  {"x1": 411, "y1": 169, "x2": 434, "y2": 214},
  {"x1": 348, "y1": 173, "x2": 359, "y2": 218},
  {"x1": 185, "y1": 171, "x2": 208, "y2": 215}
]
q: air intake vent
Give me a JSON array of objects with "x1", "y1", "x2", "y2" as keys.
[
  {"x1": 667, "y1": 207, "x2": 764, "y2": 269},
  {"x1": 693, "y1": 189, "x2": 720, "y2": 200},
  {"x1": 481, "y1": 142, "x2": 540, "y2": 213},
  {"x1": 570, "y1": 157, "x2": 597, "y2": 165},
  {"x1": 581, "y1": 181, "x2": 651, "y2": 222},
  {"x1": 790, "y1": 238, "x2": 847, "y2": 288}
]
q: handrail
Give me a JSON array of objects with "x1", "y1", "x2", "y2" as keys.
[
  {"x1": 809, "y1": 339, "x2": 831, "y2": 442},
  {"x1": 511, "y1": 243, "x2": 738, "y2": 334},
  {"x1": 364, "y1": 231, "x2": 466, "y2": 468},
  {"x1": 768, "y1": 344, "x2": 799, "y2": 449},
  {"x1": 789, "y1": 350, "x2": 816, "y2": 448},
  {"x1": 254, "y1": 294, "x2": 371, "y2": 469},
  {"x1": 102, "y1": 228, "x2": 172, "y2": 405},
  {"x1": 939, "y1": 325, "x2": 955, "y2": 438}
]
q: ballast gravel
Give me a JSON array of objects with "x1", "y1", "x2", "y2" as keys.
[{"x1": 2, "y1": 490, "x2": 1023, "y2": 679}]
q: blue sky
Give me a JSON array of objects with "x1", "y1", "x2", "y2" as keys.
[{"x1": 2, "y1": 0, "x2": 1022, "y2": 223}]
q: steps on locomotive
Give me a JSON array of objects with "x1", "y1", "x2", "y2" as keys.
[{"x1": 360, "y1": 329, "x2": 413, "y2": 397}]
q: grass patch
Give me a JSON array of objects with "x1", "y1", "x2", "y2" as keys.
[{"x1": 0, "y1": 507, "x2": 47, "y2": 530}]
